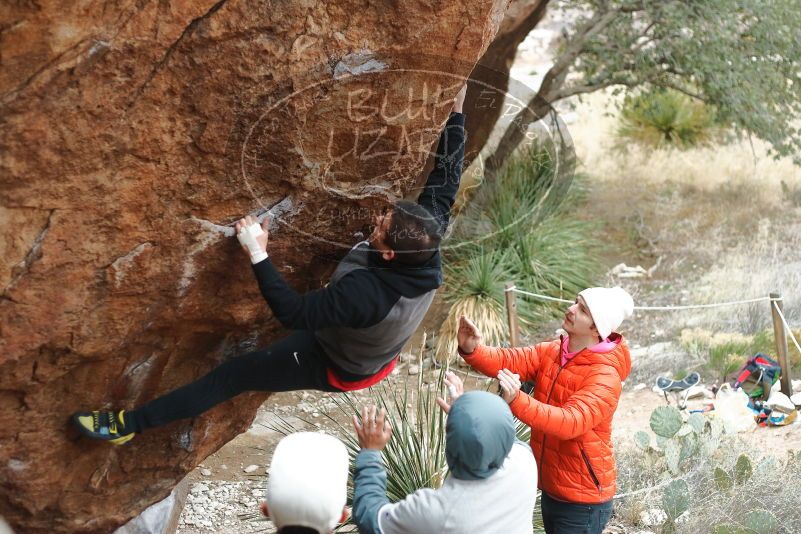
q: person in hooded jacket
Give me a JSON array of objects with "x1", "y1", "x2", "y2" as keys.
[
  {"x1": 351, "y1": 384, "x2": 538, "y2": 534},
  {"x1": 458, "y1": 286, "x2": 634, "y2": 534},
  {"x1": 71, "y1": 86, "x2": 467, "y2": 445}
]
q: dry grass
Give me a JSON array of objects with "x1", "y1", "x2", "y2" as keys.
[
  {"x1": 614, "y1": 441, "x2": 801, "y2": 534},
  {"x1": 559, "y1": 90, "x2": 801, "y2": 374},
  {"x1": 567, "y1": 91, "x2": 800, "y2": 196}
]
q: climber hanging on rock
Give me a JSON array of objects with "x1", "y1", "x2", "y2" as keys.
[{"x1": 71, "y1": 84, "x2": 467, "y2": 444}]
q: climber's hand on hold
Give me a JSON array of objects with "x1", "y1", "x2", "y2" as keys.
[{"x1": 235, "y1": 214, "x2": 269, "y2": 264}]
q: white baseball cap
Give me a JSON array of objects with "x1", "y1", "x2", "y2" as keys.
[{"x1": 266, "y1": 432, "x2": 349, "y2": 533}]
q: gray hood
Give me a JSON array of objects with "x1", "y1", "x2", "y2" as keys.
[{"x1": 445, "y1": 391, "x2": 515, "y2": 480}]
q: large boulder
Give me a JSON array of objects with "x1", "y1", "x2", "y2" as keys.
[{"x1": 0, "y1": 1, "x2": 509, "y2": 532}]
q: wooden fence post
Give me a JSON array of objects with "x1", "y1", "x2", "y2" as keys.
[
  {"x1": 505, "y1": 283, "x2": 520, "y2": 347},
  {"x1": 769, "y1": 292, "x2": 792, "y2": 395}
]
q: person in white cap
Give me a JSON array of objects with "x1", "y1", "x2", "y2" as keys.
[
  {"x1": 458, "y1": 286, "x2": 634, "y2": 534},
  {"x1": 259, "y1": 432, "x2": 349, "y2": 534}
]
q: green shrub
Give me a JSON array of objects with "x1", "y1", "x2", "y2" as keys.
[
  {"x1": 618, "y1": 88, "x2": 722, "y2": 149},
  {"x1": 680, "y1": 327, "x2": 801, "y2": 382}
]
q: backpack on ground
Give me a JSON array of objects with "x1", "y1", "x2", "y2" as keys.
[{"x1": 732, "y1": 353, "x2": 782, "y2": 402}]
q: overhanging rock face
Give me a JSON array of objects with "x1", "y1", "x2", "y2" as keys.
[{"x1": 0, "y1": 1, "x2": 509, "y2": 532}]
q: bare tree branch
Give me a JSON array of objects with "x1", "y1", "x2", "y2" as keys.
[{"x1": 539, "y1": 8, "x2": 622, "y2": 97}]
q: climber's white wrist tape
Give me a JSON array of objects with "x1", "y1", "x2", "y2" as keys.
[{"x1": 237, "y1": 222, "x2": 268, "y2": 264}]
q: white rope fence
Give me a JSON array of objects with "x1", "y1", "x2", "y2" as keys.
[
  {"x1": 613, "y1": 464, "x2": 704, "y2": 500},
  {"x1": 506, "y1": 286, "x2": 774, "y2": 311}
]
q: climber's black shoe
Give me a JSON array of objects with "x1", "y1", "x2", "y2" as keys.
[{"x1": 72, "y1": 410, "x2": 135, "y2": 445}]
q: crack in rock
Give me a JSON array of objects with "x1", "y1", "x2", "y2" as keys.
[{"x1": 3, "y1": 210, "x2": 54, "y2": 296}]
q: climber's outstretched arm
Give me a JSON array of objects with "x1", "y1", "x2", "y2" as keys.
[{"x1": 416, "y1": 85, "x2": 467, "y2": 234}]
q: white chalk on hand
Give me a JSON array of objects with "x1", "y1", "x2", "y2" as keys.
[{"x1": 237, "y1": 222, "x2": 268, "y2": 264}]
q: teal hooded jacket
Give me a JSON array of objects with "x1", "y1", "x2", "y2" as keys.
[{"x1": 353, "y1": 391, "x2": 523, "y2": 534}]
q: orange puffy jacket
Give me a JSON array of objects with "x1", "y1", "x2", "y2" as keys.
[{"x1": 464, "y1": 334, "x2": 631, "y2": 503}]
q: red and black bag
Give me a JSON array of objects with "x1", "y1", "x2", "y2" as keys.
[{"x1": 732, "y1": 353, "x2": 782, "y2": 401}]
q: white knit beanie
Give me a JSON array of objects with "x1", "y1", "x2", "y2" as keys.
[
  {"x1": 266, "y1": 432, "x2": 349, "y2": 533},
  {"x1": 578, "y1": 287, "x2": 634, "y2": 339}
]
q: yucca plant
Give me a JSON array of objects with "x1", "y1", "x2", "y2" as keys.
[
  {"x1": 618, "y1": 88, "x2": 721, "y2": 149},
  {"x1": 441, "y1": 145, "x2": 600, "y2": 348},
  {"x1": 328, "y1": 363, "x2": 451, "y2": 501},
  {"x1": 508, "y1": 215, "x2": 601, "y2": 325},
  {"x1": 435, "y1": 249, "x2": 511, "y2": 361},
  {"x1": 452, "y1": 144, "x2": 562, "y2": 250}
]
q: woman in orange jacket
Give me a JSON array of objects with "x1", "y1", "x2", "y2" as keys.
[{"x1": 458, "y1": 286, "x2": 633, "y2": 534}]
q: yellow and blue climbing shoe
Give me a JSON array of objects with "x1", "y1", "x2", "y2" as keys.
[{"x1": 72, "y1": 410, "x2": 135, "y2": 445}]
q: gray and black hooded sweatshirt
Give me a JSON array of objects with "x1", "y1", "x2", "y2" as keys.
[{"x1": 251, "y1": 112, "x2": 465, "y2": 378}]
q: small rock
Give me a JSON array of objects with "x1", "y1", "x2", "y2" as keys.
[
  {"x1": 686, "y1": 385, "x2": 707, "y2": 400},
  {"x1": 243, "y1": 464, "x2": 260, "y2": 473},
  {"x1": 633, "y1": 383, "x2": 647, "y2": 391},
  {"x1": 792, "y1": 379, "x2": 801, "y2": 393},
  {"x1": 200, "y1": 468, "x2": 212, "y2": 476},
  {"x1": 399, "y1": 352, "x2": 416, "y2": 363},
  {"x1": 407, "y1": 364, "x2": 420, "y2": 375},
  {"x1": 640, "y1": 508, "x2": 667, "y2": 526}
]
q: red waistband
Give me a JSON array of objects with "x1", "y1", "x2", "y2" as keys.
[{"x1": 326, "y1": 357, "x2": 398, "y2": 391}]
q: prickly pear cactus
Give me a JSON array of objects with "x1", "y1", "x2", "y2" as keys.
[
  {"x1": 635, "y1": 430, "x2": 651, "y2": 450},
  {"x1": 665, "y1": 439, "x2": 681, "y2": 474},
  {"x1": 713, "y1": 509, "x2": 779, "y2": 534},
  {"x1": 651, "y1": 406, "x2": 683, "y2": 438},
  {"x1": 679, "y1": 433, "x2": 699, "y2": 464},
  {"x1": 712, "y1": 525, "x2": 749, "y2": 534},
  {"x1": 688, "y1": 412, "x2": 706, "y2": 434},
  {"x1": 744, "y1": 509, "x2": 779, "y2": 534},
  {"x1": 662, "y1": 479, "x2": 690, "y2": 519},
  {"x1": 734, "y1": 454, "x2": 753, "y2": 485},
  {"x1": 714, "y1": 467, "x2": 733, "y2": 491}
]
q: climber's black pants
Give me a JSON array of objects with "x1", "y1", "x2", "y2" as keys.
[{"x1": 125, "y1": 330, "x2": 341, "y2": 433}]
